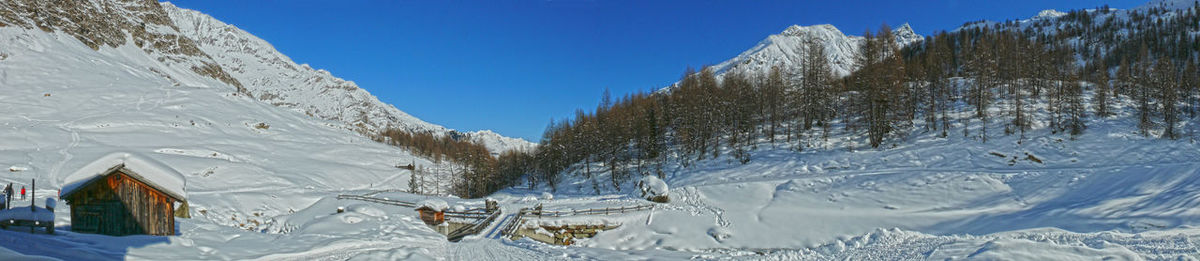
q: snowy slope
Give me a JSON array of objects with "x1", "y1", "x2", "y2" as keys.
[
  {"x1": 158, "y1": 2, "x2": 534, "y2": 154},
  {"x1": 518, "y1": 83, "x2": 1200, "y2": 259},
  {"x1": 162, "y1": 4, "x2": 435, "y2": 138},
  {"x1": 1, "y1": 0, "x2": 1198, "y2": 260},
  {"x1": 0, "y1": 0, "x2": 532, "y2": 155},
  {"x1": 0, "y1": 21, "x2": 460, "y2": 258}
]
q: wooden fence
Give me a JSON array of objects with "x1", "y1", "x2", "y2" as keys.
[
  {"x1": 500, "y1": 204, "x2": 654, "y2": 238},
  {"x1": 521, "y1": 204, "x2": 654, "y2": 218},
  {"x1": 336, "y1": 194, "x2": 417, "y2": 208},
  {"x1": 447, "y1": 209, "x2": 501, "y2": 242},
  {"x1": 499, "y1": 209, "x2": 527, "y2": 237}
]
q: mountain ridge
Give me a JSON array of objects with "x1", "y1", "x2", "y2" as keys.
[
  {"x1": 0, "y1": 0, "x2": 533, "y2": 154},
  {"x1": 661, "y1": 22, "x2": 922, "y2": 93}
]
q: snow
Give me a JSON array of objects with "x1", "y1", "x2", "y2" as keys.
[
  {"x1": 60, "y1": 152, "x2": 187, "y2": 201},
  {"x1": 637, "y1": 175, "x2": 668, "y2": 198},
  {"x1": 1, "y1": 0, "x2": 1199, "y2": 260},
  {"x1": 0, "y1": 246, "x2": 58, "y2": 261},
  {"x1": 158, "y1": 2, "x2": 534, "y2": 154},
  {"x1": 0, "y1": 206, "x2": 54, "y2": 223},
  {"x1": 694, "y1": 22, "x2": 922, "y2": 89},
  {"x1": 418, "y1": 199, "x2": 449, "y2": 212},
  {"x1": 535, "y1": 77, "x2": 1200, "y2": 259},
  {"x1": 1036, "y1": 9, "x2": 1069, "y2": 19}
]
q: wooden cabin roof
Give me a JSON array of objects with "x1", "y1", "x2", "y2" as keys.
[{"x1": 61, "y1": 163, "x2": 186, "y2": 202}]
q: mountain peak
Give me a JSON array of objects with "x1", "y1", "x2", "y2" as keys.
[
  {"x1": 892, "y1": 23, "x2": 921, "y2": 45},
  {"x1": 895, "y1": 23, "x2": 915, "y2": 34},
  {"x1": 1035, "y1": 9, "x2": 1068, "y2": 19},
  {"x1": 781, "y1": 24, "x2": 842, "y2": 37}
]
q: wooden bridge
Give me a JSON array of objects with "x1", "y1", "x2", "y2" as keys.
[
  {"x1": 337, "y1": 193, "x2": 501, "y2": 241},
  {"x1": 446, "y1": 209, "x2": 501, "y2": 242}
]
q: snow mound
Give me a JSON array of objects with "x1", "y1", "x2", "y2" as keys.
[
  {"x1": 637, "y1": 176, "x2": 668, "y2": 198},
  {"x1": 60, "y1": 152, "x2": 187, "y2": 201}
]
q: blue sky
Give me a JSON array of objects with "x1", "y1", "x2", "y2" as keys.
[{"x1": 165, "y1": 0, "x2": 1147, "y2": 142}]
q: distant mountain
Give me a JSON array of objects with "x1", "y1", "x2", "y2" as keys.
[
  {"x1": 705, "y1": 23, "x2": 921, "y2": 82},
  {"x1": 0, "y1": 0, "x2": 533, "y2": 154}
]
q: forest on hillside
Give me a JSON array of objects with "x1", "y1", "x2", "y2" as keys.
[{"x1": 375, "y1": 3, "x2": 1200, "y2": 197}]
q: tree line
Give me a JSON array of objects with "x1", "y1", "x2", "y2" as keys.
[
  {"x1": 517, "y1": 3, "x2": 1200, "y2": 193},
  {"x1": 369, "y1": 3, "x2": 1200, "y2": 197},
  {"x1": 371, "y1": 128, "x2": 530, "y2": 198}
]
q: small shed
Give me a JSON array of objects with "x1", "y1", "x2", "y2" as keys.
[
  {"x1": 415, "y1": 199, "x2": 448, "y2": 225},
  {"x1": 60, "y1": 153, "x2": 188, "y2": 236}
]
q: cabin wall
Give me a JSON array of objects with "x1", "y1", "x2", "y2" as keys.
[{"x1": 65, "y1": 172, "x2": 176, "y2": 236}]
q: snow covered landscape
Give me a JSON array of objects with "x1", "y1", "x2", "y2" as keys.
[{"x1": 1, "y1": 0, "x2": 1200, "y2": 260}]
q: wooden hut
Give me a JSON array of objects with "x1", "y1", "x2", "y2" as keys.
[
  {"x1": 61, "y1": 154, "x2": 188, "y2": 236},
  {"x1": 415, "y1": 199, "x2": 448, "y2": 225}
]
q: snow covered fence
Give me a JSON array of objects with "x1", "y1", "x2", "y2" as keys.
[
  {"x1": 521, "y1": 204, "x2": 654, "y2": 218},
  {"x1": 335, "y1": 194, "x2": 417, "y2": 208},
  {"x1": 447, "y1": 209, "x2": 502, "y2": 242},
  {"x1": 338, "y1": 194, "x2": 492, "y2": 218},
  {"x1": 499, "y1": 204, "x2": 655, "y2": 239},
  {"x1": 443, "y1": 208, "x2": 492, "y2": 219},
  {"x1": 0, "y1": 206, "x2": 55, "y2": 234},
  {"x1": 499, "y1": 210, "x2": 528, "y2": 237}
]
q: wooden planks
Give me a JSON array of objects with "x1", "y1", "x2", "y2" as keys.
[{"x1": 64, "y1": 171, "x2": 176, "y2": 236}]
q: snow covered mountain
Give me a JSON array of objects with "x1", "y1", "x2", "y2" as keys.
[
  {"x1": 709, "y1": 23, "x2": 922, "y2": 80},
  {"x1": 2, "y1": 0, "x2": 1199, "y2": 260},
  {"x1": 0, "y1": 0, "x2": 532, "y2": 154}
]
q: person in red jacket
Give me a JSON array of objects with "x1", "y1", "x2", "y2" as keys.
[{"x1": 20, "y1": 186, "x2": 25, "y2": 200}]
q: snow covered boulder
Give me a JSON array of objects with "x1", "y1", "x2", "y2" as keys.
[{"x1": 637, "y1": 176, "x2": 670, "y2": 203}]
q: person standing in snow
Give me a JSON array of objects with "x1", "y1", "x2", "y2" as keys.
[
  {"x1": 2, "y1": 183, "x2": 9, "y2": 208},
  {"x1": 21, "y1": 186, "x2": 26, "y2": 200},
  {"x1": 3, "y1": 183, "x2": 10, "y2": 208}
]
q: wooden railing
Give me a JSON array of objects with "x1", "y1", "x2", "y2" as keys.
[
  {"x1": 447, "y1": 209, "x2": 501, "y2": 242},
  {"x1": 499, "y1": 209, "x2": 527, "y2": 237},
  {"x1": 335, "y1": 194, "x2": 417, "y2": 208},
  {"x1": 521, "y1": 204, "x2": 654, "y2": 218},
  {"x1": 444, "y1": 208, "x2": 491, "y2": 219}
]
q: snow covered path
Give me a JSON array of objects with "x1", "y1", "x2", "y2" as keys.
[{"x1": 449, "y1": 240, "x2": 550, "y2": 261}]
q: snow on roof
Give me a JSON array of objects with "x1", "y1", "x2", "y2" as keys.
[
  {"x1": 61, "y1": 152, "x2": 187, "y2": 201},
  {"x1": 416, "y1": 199, "x2": 448, "y2": 212}
]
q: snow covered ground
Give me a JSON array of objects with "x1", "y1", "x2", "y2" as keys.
[{"x1": 1, "y1": 0, "x2": 1199, "y2": 260}]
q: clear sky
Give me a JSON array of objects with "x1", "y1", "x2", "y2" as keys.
[{"x1": 165, "y1": 0, "x2": 1147, "y2": 142}]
